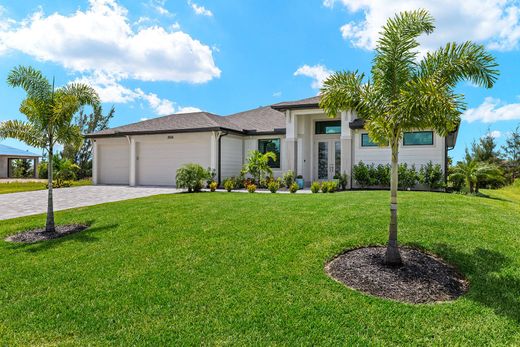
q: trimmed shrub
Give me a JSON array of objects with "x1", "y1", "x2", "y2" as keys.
[
  {"x1": 283, "y1": 170, "x2": 295, "y2": 189},
  {"x1": 419, "y1": 161, "x2": 444, "y2": 190},
  {"x1": 338, "y1": 172, "x2": 349, "y2": 190},
  {"x1": 353, "y1": 162, "x2": 377, "y2": 187},
  {"x1": 268, "y1": 180, "x2": 280, "y2": 193},
  {"x1": 321, "y1": 182, "x2": 330, "y2": 193},
  {"x1": 176, "y1": 164, "x2": 211, "y2": 192},
  {"x1": 375, "y1": 164, "x2": 391, "y2": 187},
  {"x1": 247, "y1": 184, "x2": 257, "y2": 193},
  {"x1": 310, "y1": 181, "x2": 321, "y2": 193},
  {"x1": 398, "y1": 163, "x2": 418, "y2": 189},
  {"x1": 223, "y1": 178, "x2": 235, "y2": 192},
  {"x1": 289, "y1": 182, "x2": 299, "y2": 193},
  {"x1": 209, "y1": 181, "x2": 218, "y2": 192},
  {"x1": 328, "y1": 181, "x2": 338, "y2": 193}
]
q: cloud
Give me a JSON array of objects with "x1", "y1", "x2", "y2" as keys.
[
  {"x1": 485, "y1": 130, "x2": 502, "y2": 139},
  {"x1": 463, "y1": 97, "x2": 520, "y2": 123},
  {"x1": 272, "y1": 91, "x2": 282, "y2": 97},
  {"x1": 188, "y1": 1, "x2": 213, "y2": 17},
  {"x1": 0, "y1": 0, "x2": 220, "y2": 83},
  {"x1": 324, "y1": 0, "x2": 520, "y2": 51},
  {"x1": 74, "y1": 72, "x2": 200, "y2": 116},
  {"x1": 294, "y1": 64, "x2": 333, "y2": 89}
]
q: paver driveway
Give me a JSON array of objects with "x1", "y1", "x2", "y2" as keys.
[{"x1": 0, "y1": 185, "x2": 181, "y2": 220}]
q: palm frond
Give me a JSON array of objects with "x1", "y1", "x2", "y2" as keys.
[
  {"x1": 7, "y1": 65, "x2": 52, "y2": 101},
  {"x1": 55, "y1": 124, "x2": 83, "y2": 149},
  {"x1": 60, "y1": 83, "x2": 100, "y2": 107},
  {"x1": 0, "y1": 120, "x2": 47, "y2": 148},
  {"x1": 319, "y1": 70, "x2": 366, "y2": 118}
]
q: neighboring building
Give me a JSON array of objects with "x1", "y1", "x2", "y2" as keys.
[
  {"x1": 0, "y1": 144, "x2": 40, "y2": 178},
  {"x1": 86, "y1": 96, "x2": 458, "y2": 188}
]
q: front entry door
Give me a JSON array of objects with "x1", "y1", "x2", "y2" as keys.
[{"x1": 316, "y1": 140, "x2": 341, "y2": 181}]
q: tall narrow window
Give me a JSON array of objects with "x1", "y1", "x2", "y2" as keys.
[
  {"x1": 403, "y1": 131, "x2": 434, "y2": 146},
  {"x1": 258, "y1": 139, "x2": 281, "y2": 168}
]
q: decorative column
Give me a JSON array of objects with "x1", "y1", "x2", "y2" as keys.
[
  {"x1": 341, "y1": 110, "x2": 353, "y2": 188},
  {"x1": 92, "y1": 140, "x2": 98, "y2": 185},
  {"x1": 129, "y1": 137, "x2": 136, "y2": 186},
  {"x1": 285, "y1": 110, "x2": 297, "y2": 173}
]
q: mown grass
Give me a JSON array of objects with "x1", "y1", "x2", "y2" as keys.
[
  {"x1": 0, "y1": 179, "x2": 92, "y2": 194},
  {"x1": 0, "y1": 187, "x2": 519, "y2": 345}
]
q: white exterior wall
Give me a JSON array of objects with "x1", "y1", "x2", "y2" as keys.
[
  {"x1": 353, "y1": 129, "x2": 445, "y2": 168},
  {"x1": 220, "y1": 134, "x2": 244, "y2": 179}
]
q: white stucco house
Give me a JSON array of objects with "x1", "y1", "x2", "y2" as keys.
[
  {"x1": 0, "y1": 144, "x2": 40, "y2": 179},
  {"x1": 87, "y1": 96, "x2": 458, "y2": 188}
]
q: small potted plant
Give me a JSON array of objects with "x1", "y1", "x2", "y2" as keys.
[{"x1": 295, "y1": 175, "x2": 304, "y2": 189}]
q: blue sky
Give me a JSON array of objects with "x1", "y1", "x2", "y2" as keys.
[{"x1": 0, "y1": 0, "x2": 519, "y2": 161}]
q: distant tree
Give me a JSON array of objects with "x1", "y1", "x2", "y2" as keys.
[
  {"x1": 449, "y1": 150, "x2": 504, "y2": 193},
  {"x1": 62, "y1": 104, "x2": 115, "y2": 178},
  {"x1": 320, "y1": 10, "x2": 498, "y2": 265},
  {"x1": 11, "y1": 159, "x2": 33, "y2": 178},
  {"x1": 0, "y1": 66, "x2": 99, "y2": 232},
  {"x1": 472, "y1": 130, "x2": 501, "y2": 164},
  {"x1": 501, "y1": 125, "x2": 520, "y2": 180}
]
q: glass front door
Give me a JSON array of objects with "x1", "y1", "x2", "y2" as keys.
[{"x1": 315, "y1": 140, "x2": 341, "y2": 181}]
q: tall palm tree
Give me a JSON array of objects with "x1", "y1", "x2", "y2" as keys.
[
  {"x1": 0, "y1": 66, "x2": 99, "y2": 232},
  {"x1": 320, "y1": 10, "x2": 498, "y2": 265},
  {"x1": 449, "y1": 151, "x2": 504, "y2": 193}
]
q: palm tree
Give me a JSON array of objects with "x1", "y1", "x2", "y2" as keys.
[
  {"x1": 449, "y1": 151, "x2": 504, "y2": 193},
  {"x1": 320, "y1": 10, "x2": 498, "y2": 265},
  {"x1": 0, "y1": 66, "x2": 99, "y2": 232},
  {"x1": 241, "y1": 150, "x2": 277, "y2": 184}
]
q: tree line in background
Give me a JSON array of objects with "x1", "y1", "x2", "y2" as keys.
[{"x1": 448, "y1": 125, "x2": 519, "y2": 193}]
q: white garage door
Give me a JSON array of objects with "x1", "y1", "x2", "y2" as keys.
[
  {"x1": 136, "y1": 137, "x2": 211, "y2": 186},
  {"x1": 98, "y1": 143, "x2": 129, "y2": 185}
]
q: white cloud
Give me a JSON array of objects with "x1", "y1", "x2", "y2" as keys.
[
  {"x1": 463, "y1": 97, "x2": 520, "y2": 123},
  {"x1": 149, "y1": 0, "x2": 172, "y2": 17},
  {"x1": 171, "y1": 21, "x2": 180, "y2": 30},
  {"x1": 294, "y1": 64, "x2": 333, "y2": 89},
  {"x1": 188, "y1": 1, "x2": 213, "y2": 17},
  {"x1": 0, "y1": 0, "x2": 220, "y2": 83},
  {"x1": 485, "y1": 130, "x2": 502, "y2": 138},
  {"x1": 272, "y1": 91, "x2": 282, "y2": 97},
  {"x1": 324, "y1": 0, "x2": 520, "y2": 51},
  {"x1": 74, "y1": 72, "x2": 200, "y2": 116}
]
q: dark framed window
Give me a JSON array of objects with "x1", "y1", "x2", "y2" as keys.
[
  {"x1": 403, "y1": 131, "x2": 433, "y2": 146},
  {"x1": 315, "y1": 121, "x2": 341, "y2": 134},
  {"x1": 361, "y1": 133, "x2": 378, "y2": 147},
  {"x1": 258, "y1": 138, "x2": 281, "y2": 168}
]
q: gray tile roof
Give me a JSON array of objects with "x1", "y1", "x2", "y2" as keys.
[
  {"x1": 225, "y1": 106, "x2": 285, "y2": 133},
  {"x1": 271, "y1": 95, "x2": 321, "y2": 110},
  {"x1": 0, "y1": 144, "x2": 40, "y2": 157}
]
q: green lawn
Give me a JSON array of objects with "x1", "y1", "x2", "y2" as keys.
[
  {"x1": 1, "y1": 188, "x2": 519, "y2": 345},
  {"x1": 0, "y1": 179, "x2": 92, "y2": 194}
]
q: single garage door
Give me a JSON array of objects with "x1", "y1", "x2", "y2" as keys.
[
  {"x1": 98, "y1": 143, "x2": 129, "y2": 185},
  {"x1": 136, "y1": 137, "x2": 211, "y2": 186}
]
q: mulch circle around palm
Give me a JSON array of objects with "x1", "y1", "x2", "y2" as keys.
[
  {"x1": 325, "y1": 246, "x2": 468, "y2": 304},
  {"x1": 5, "y1": 224, "x2": 89, "y2": 243}
]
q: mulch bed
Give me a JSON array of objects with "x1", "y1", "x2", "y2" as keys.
[
  {"x1": 325, "y1": 246, "x2": 468, "y2": 304},
  {"x1": 5, "y1": 224, "x2": 89, "y2": 243}
]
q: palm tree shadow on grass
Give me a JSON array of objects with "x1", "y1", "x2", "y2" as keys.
[
  {"x1": 431, "y1": 244, "x2": 520, "y2": 324},
  {"x1": 6, "y1": 222, "x2": 119, "y2": 253}
]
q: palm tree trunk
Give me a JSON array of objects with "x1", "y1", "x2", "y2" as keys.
[
  {"x1": 45, "y1": 147, "x2": 55, "y2": 233},
  {"x1": 384, "y1": 141, "x2": 402, "y2": 266}
]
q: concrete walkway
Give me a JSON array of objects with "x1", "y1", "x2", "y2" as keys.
[{"x1": 0, "y1": 185, "x2": 181, "y2": 220}]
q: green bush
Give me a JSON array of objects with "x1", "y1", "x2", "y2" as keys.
[
  {"x1": 328, "y1": 181, "x2": 338, "y2": 193},
  {"x1": 310, "y1": 181, "x2": 321, "y2": 193},
  {"x1": 176, "y1": 164, "x2": 211, "y2": 192},
  {"x1": 338, "y1": 172, "x2": 349, "y2": 190},
  {"x1": 247, "y1": 184, "x2": 256, "y2": 193},
  {"x1": 375, "y1": 164, "x2": 391, "y2": 187},
  {"x1": 223, "y1": 178, "x2": 235, "y2": 192},
  {"x1": 289, "y1": 182, "x2": 299, "y2": 193},
  {"x1": 353, "y1": 162, "x2": 377, "y2": 187},
  {"x1": 398, "y1": 163, "x2": 418, "y2": 189},
  {"x1": 321, "y1": 182, "x2": 330, "y2": 193},
  {"x1": 419, "y1": 161, "x2": 444, "y2": 190},
  {"x1": 209, "y1": 181, "x2": 218, "y2": 192},
  {"x1": 283, "y1": 170, "x2": 295, "y2": 189},
  {"x1": 268, "y1": 180, "x2": 280, "y2": 193}
]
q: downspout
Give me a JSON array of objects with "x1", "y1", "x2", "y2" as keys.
[{"x1": 218, "y1": 131, "x2": 229, "y2": 186}]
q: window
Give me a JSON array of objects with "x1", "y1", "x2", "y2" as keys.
[
  {"x1": 361, "y1": 133, "x2": 377, "y2": 147},
  {"x1": 315, "y1": 121, "x2": 341, "y2": 134},
  {"x1": 403, "y1": 131, "x2": 433, "y2": 146},
  {"x1": 258, "y1": 139, "x2": 281, "y2": 168}
]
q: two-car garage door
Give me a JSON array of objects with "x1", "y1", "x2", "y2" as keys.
[{"x1": 96, "y1": 134, "x2": 212, "y2": 186}]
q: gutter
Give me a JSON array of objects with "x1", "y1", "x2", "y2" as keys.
[{"x1": 217, "y1": 131, "x2": 229, "y2": 186}]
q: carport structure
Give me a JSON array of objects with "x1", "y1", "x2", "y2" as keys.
[{"x1": 0, "y1": 144, "x2": 40, "y2": 178}]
